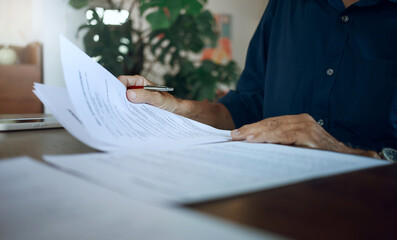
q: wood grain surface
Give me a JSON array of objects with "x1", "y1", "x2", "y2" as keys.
[{"x1": 1, "y1": 129, "x2": 396, "y2": 240}]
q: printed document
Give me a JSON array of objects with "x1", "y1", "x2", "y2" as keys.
[
  {"x1": 35, "y1": 36, "x2": 388, "y2": 206},
  {"x1": 0, "y1": 157, "x2": 274, "y2": 240},
  {"x1": 45, "y1": 142, "x2": 388, "y2": 205},
  {"x1": 34, "y1": 36, "x2": 230, "y2": 152}
]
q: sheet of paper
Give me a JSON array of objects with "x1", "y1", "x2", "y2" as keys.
[
  {"x1": 0, "y1": 157, "x2": 275, "y2": 240},
  {"x1": 33, "y1": 83, "x2": 119, "y2": 151},
  {"x1": 51, "y1": 35, "x2": 230, "y2": 152},
  {"x1": 45, "y1": 142, "x2": 389, "y2": 205}
]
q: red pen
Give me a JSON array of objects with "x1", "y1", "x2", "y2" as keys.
[{"x1": 127, "y1": 85, "x2": 174, "y2": 92}]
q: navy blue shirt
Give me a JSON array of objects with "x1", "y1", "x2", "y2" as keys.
[{"x1": 219, "y1": 0, "x2": 397, "y2": 151}]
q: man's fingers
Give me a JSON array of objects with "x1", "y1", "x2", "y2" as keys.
[
  {"x1": 231, "y1": 118, "x2": 283, "y2": 141},
  {"x1": 118, "y1": 75, "x2": 154, "y2": 87},
  {"x1": 231, "y1": 114, "x2": 316, "y2": 141},
  {"x1": 231, "y1": 120, "x2": 308, "y2": 144},
  {"x1": 126, "y1": 90, "x2": 138, "y2": 102},
  {"x1": 245, "y1": 128, "x2": 300, "y2": 145},
  {"x1": 231, "y1": 124, "x2": 257, "y2": 140},
  {"x1": 231, "y1": 113, "x2": 345, "y2": 152},
  {"x1": 126, "y1": 89, "x2": 159, "y2": 104},
  {"x1": 126, "y1": 85, "x2": 178, "y2": 112}
]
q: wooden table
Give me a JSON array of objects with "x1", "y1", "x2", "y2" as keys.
[{"x1": 1, "y1": 129, "x2": 396, "y2": 240}]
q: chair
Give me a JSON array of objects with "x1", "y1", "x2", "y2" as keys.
[{"x1": 0, "y1": 42, "x2": 43, "y2": 114}]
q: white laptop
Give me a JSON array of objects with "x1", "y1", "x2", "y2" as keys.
[{"x1": 0, "y1": 114, "x2": 62, "y2": 131}]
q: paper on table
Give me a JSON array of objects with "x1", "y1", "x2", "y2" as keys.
[
  {"x1": 45, "y1": 35, "x2": 230, "y2": 152},
  {"x1": 45, "y1": 141, "x2": 389, "y2": 205},
  {"x1": 33, "y1": 83, "x2": 119, "y2": 151},
  {"x1": 0, "y1": 157, "x2": 276, "y2": 240}
]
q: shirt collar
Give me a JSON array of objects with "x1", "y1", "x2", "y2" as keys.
[{"x1": 328, "y1": 0, "x2": 397, "y2": 12}]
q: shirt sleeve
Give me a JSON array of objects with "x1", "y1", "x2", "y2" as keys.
[{"x1": 218, "y1": 0, "x2": 276, "y2": 128}]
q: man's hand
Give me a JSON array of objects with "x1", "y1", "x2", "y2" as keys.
[
  {"x1": 118, "y1": 75, "x2": 180, "y2": 113},
  {"x1": 231, "y1": 113, "x2": 380, "y2": 158},
  {"x1": 117, "y1": 75, "x2": 235, "y2": 130}
]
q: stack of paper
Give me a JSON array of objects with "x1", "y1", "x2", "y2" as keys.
[
  {"x1": 34, "y1": 36, "x2": 389, "y2": 206},
  {"x1": 0, "y1": 157, "x2": 273, "y2": 240},
  {"x1": 45, "y1": 142, "x2": 388, "y2": 205},
  {"x1": 33, "y1": 36, "x2": 230, "y2": 152}
]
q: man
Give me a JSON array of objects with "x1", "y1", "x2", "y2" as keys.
[{"x1": 119, "y1": 0, "x2": 397, "y2": 159}]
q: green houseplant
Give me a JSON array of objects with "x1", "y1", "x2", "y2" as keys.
[{"x1": 69, "y1": 0, "x2": 240, "y2": 101}]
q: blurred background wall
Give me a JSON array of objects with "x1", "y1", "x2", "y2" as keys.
[
  {"x1": 0, "y1": 0, "x2": 268, "y2": 87},
  {"x1": 0, "y1": 0, "x2": 86, "y2": 88},
  {"x1": 207, "y1": 0, "x2": 268, "y2": 70}
]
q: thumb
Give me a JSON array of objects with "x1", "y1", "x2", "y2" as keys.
[
  {"x1": 126, "y1": 89, "x2": 178, "y2": 112},
  {"x1": 126, "y1": 89, "x2": 162, "y2": 105}
]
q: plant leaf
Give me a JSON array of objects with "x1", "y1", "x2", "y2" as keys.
[
  {"x1": 69, "y1": 0, "x2": 89, "y2": 9},
  {"x1": 183, "y1": 0, "x2": 203, "y2": 15},
  {"x1": 146, "y1": 11, "x2": 172, "y2": 31}
]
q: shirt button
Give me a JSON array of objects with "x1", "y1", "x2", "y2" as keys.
[
  {"x1": 326, "y1": 68, "x2": 334, "y2": 76},
  {"x1": 341, "y1": 15, "x2": 349, "y2": 23},
  {"x1": 327, "y1": 68, "x2": 334, "y2": 76},
  {"x1": 317, "y1": 119, "x2": 325, "y2": 127}
]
